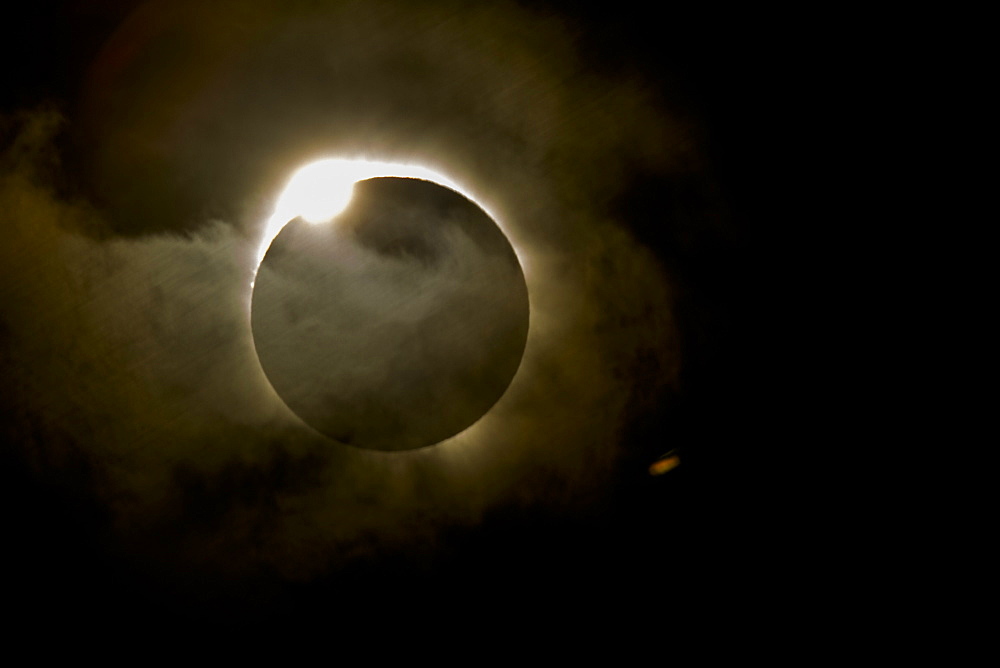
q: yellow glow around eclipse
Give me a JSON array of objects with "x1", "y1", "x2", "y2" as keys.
[{"x1": 254, "y1": 158, "x2": 467, "y2": 270}]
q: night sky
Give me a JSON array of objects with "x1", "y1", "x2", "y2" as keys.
[{"x1": 1, "y1": 0, "x2": 775, "y2": 637}]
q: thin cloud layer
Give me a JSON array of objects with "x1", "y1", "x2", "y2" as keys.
[{"x1": 1, "y1": 0, "x2": 697, "y2": 616}]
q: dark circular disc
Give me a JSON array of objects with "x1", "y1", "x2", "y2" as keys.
[{"x1": 251, "y1": 177, "x2": 529, "y2": 450}]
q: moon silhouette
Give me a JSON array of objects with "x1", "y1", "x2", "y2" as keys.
[{"x1": 251, "y1": 176, "x2": 530, "y2": 450}]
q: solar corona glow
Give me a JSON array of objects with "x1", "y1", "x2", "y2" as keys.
[
  {"x1": 255, "y1": 159, "x2": 469, "y2": 271},
  {"x1": 250, "y1": 158, "x2": 530, "y2": 451}
]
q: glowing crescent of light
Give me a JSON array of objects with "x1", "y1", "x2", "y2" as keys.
[{"x1": 252, "y1": 158, "x2": 480, "y2": 283}]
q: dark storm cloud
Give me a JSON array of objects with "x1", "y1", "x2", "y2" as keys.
[{"x1": 1, "y1": 0, "x2": 701, "y2": 607}]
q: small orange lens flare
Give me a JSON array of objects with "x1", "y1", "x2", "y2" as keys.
[{"x1": 648, "y1": 453, "x2": 680, "y2": 476}]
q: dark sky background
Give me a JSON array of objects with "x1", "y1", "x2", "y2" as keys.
[{"x1": 0, "y1": 0, "x2": 778, "y2": 639}]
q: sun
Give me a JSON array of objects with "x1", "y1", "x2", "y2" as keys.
[
  {"x1": 253, "y1": 158, "x2": 469, "y2": 271},
  {"x1": 277, "y1": 160, "x2": 358, "y2": 224}
]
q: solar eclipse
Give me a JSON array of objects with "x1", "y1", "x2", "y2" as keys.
[{"x1": 251, "y1": 167, "x2": 529, "y2": 450}]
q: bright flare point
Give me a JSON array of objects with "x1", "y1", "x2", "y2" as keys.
[
  {"x1": 254, "y1": 158, "x2": 468, "y2": 269},
  {"x1": 276, "y1": 160, "x2": 357, "y2": 224}
]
